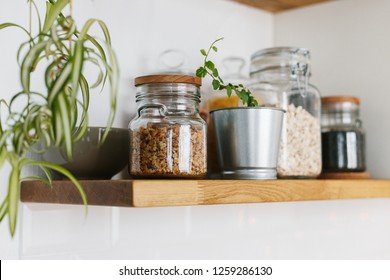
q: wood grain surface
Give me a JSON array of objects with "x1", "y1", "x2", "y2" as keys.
[
  {"x1": 21, "y1": 179, "x2": 390, "y2": 208},
  {"x1": 132, "y1": 179, "x2": 390, "y2": 207},
  {"x1": 21, "y1": 180, "x2": 132, "y2": 207},
  {"x1": 232, "y1": 0, "x2": 333, "y2": 12}
]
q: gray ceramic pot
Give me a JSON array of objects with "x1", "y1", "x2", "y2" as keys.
[
  {"x1": 37, "y1": 127, "x2": 129, "y2": 180},
  {"x1": 211, "y1": 107, "x2": 285, "y2": 179}
]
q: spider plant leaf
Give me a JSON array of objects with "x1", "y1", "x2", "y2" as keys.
[
  {"x1": 48, "y1": 61, "x2": 72, "y2": 105},
  {"x1": 20, "y1": 176, "x2": 51, "y2": 186},
  {"x1": 28, "y1": 160, "x2": 87, "y2": 213},
  {"x1": 100, "y1": 46, "x2": 119, "y2": 144},
  {"x1": 0, "y1": 147, "x2": 7, "y2": 168},
  {"x1": 16, "y1": 130, "x2": 26, "y2": 155},
  {"x1": 64, "y1": 86, "x2": 77, "y2": 128},
  {"x1": 57, "y1": 93, "x2": 73, "y2": 160},
  {"x1": 71, "y1": 41, "x2": 84, "y2": 96},
  {"x1": 0, "y1": 130, "x2": 11, "y2": 151},
  {"x1": 8, "y1": 161, "x2": 20, "y2": 236},
  {"x1": 85, "y1": 57, "x2": 104, "y2": 89},
  {"x1": 21, "y1": 41, "x2": 49, "y2": 93},
  {"x1": 31, "y1": 0, "x2": 42, "y2": 34},
  {"x1": 85, "y1": 35, "x2": 106, "y2": 60},
  {"x1": 0, "y1": 23, "x2": 30, "y2": 36},
  {"x1": 72, "y1": 75, "x2": 89, "y2": 142},
  {"x1": 45, "y1": 60, "x2": 61, "y2": 88},
  {"x1": 42, "y1": 0, "x2": 69, "y2": 34},
  {"x1": 85, "y1": 38, "x2": 108, "y2": 90},
  {"x1": 0, "y1": 197, "x2": 8, "y2": 223},
  {"x1": 96, "y1": 20, "x2": 111, "y2": 45},
  {"x1": 53, "y1": 100, "x2": 63, "y2": 147},
  {"x1": 78, "y1": 74, "x2": 89, "y2": 118}
]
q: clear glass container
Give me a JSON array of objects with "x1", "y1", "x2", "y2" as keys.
[
  {"x1": 129, "y1": 75, "x2": 207, "y2": 178},
  {"x1": 321, "y1": 96, "x2": 366, "y2": 172},
  {"x1": 250, "y1": 47, "x2": 322, "y2": 178}
]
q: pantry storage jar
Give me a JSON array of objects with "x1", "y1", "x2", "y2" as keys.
[
  {"x1": 129, "y1": 75, "x2": 207, "y2": 178},
  {"x1": 250, "y1": 47, "x2": 322, "y2": 178},
  {"x1": 321, "y1": 96, "x2": 366, "y2": 172}
]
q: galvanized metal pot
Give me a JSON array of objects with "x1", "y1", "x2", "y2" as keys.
[{"x1": 211, "y1": 107, "x2": 285, "y2": 179}]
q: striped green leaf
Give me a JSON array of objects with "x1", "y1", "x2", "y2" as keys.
[
  {"x1": 42, "y1": 0, "x2": 69, "y2": 34},
  {"x1": 0, "y1": 23, "x2": 30, "y2": 36},
  {"x1": 8, "y1": 161, "x2": 20, "y2": 236},
  {"x1": 0, "y1": 197, "x2": 8, "y2": 223},
  {"x1": 48, "y1": 61, "x2": 72, "y2": 105},
  {"x1": 21, "y1": 41, "x2": 49, "y2": 93},
  {"x1": 27, "y1": 160, "x2": 88, "y2": 213},
  {"x1": 57, "y1": 93, "x2": 73, "y2": 160},
  {"x1": 71, "y1": 40, "x2": 84, "y2": 96}
]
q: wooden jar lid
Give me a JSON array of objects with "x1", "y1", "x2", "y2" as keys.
[
  {"x1": 134, "y1": 75, "x2": 202, "y2": 87},
  {"x1": 321, "y1": 96, "x2": 360, "y2": 104}
]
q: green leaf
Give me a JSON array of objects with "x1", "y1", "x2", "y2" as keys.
[
  {"x1": 205, "y1": 60, "x2": 215, "y2": 71},
  {"x1": 8, "y1": 161, "x2": 20, "y2": 236},
  {"x1": 48, "y1": 61, "x2": 72, "y2": 105},
  {"x1": 196, "y1": 38, "x2": 257, "y2": 107},
  {"x1": 226, "y1": 85, "x2": 232, "y2": 97},
  {"x1": 85, "y1": 35, "x2": 107, "y2": 61},
  {"x1": 200, "y1": 49, "x2": 207, "y2": 56},
  {"x1": 71, "y1": 41, "x2": 85, "y2": 100},
  {"x1": 196, "y1": 67, "x2": 205, "y2": 78},
  {"x1": 0, "y1": 147, "x2": 7, "y2": 168},
  {"x1": 21, "y1": 41, "x2": 49, "y2": 93},
  {"x1": 0, "y1": 23, "x2": 30, "y2": 36},
  {"x1": 0, "y1": 197, "x2": 8, "y2": 223},
  {"x1": 42, "y1": 0, "x2": 69, "y2": 34},
  {"x1": 27, "y1": 160, "x2": 88, "y2": 213},
  {"x1": 100, "y1": 45, "x2": 119, "y2": 144},
  {"x1": 53, "y1": 100, "x2": 63, "y2": 146},
  {"x1": 212, "y1": 68, "x2": 219, "y2": 77},
  {"x1": 57, "y1": 93, "x2": 73, "y2": 160},
  {"x1": 212, "y1": 79, "x2": 221, "y2": 90}
]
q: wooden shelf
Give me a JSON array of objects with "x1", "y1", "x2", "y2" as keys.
[
  {"x1": 232, "y1": 0, "x2": 333, "y2": 13},
  {"x1": 20, "y1": 179, "x2": 390, "y2": 208}
]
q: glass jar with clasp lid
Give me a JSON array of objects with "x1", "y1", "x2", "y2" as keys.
[
  {"x1": 321, "y1": 96, "x2": 366, "y2": 172},
  {"x1": 249, "y1": 47, "x2": 322, "y2": 178},
  {"x1": 129, "y1": 74, "x2": 207, "y2": 178}
]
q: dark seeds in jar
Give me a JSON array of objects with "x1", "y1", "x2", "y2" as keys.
[
  {"x1": 322, "y1": 130, "x2": 365, "y2": 171},
  {"x1": 130, "y1": 123, "x2": 206, "y2": 178}
]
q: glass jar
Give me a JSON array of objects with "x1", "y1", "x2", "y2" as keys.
[
  {"x1": 321, "y1": 96, "x2": 366, "y2": 172},
  {"x1": 129, "y1": 74, "x2": 207, "y2": 178},
  {"x1": 250, "y1": 47, "x2": 322, "y2": 178}
]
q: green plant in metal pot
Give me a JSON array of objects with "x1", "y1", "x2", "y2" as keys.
[
  {"x1": 0, "y1": 0, "x2": 119, "y2": 236},
  {"x1": 196, "y1": 38, "x2": 285, "y2": 180},
  {"x1": 196, "y1": 37, "x2": 258, "y2": 107}
]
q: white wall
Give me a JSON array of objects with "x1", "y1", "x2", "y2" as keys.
[{"x1": 1, "y1": 0, "x2": 390, "y2": 260}]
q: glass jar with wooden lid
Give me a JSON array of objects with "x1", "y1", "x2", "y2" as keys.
[
  {"x1": 129, "y1": 74, "x2": 207, "y2": 178},
  {"x1": 321, "y1": 95, "x2": 366, "y2": 172}
]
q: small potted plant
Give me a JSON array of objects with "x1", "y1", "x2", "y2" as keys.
[
  {"x1": 196, "y1": 38, "x2": 285, "y2": 180},
  {"x1": 0, "y1": 0, "x2": 119, "y2": 236}
]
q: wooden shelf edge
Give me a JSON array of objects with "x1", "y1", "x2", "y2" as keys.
[
  {"x1": 132, "y1": 179, "x2": 390, "y2": 207},
  {"x1": 21, "y1": 180, "x2": 133, "y2": 207},
  {"x1": 231, "y1": 0, "x2": 334, "y2": 13},
  {"x1": 21, "y1": 179, "x2": 390, "y2": 208}
]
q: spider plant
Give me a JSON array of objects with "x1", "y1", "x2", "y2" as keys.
[{"x1": 0, "y1": 0, "x2": 119, "y2": 236}]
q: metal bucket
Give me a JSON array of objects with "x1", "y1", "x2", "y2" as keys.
[{"x1": 211, "y1": 107, "x2": 285, "y2": 179}]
